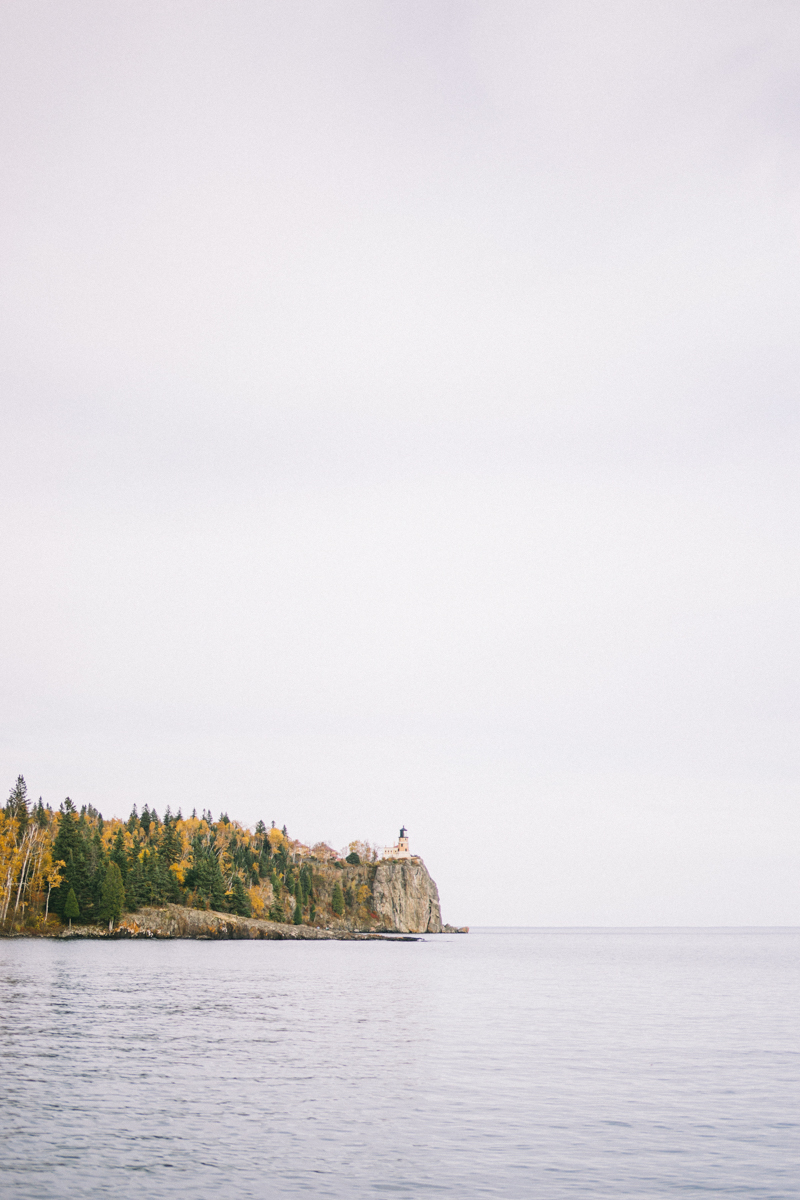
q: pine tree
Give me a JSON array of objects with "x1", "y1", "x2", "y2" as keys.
[
  {"x1": 165, "y1": 863, "x2": 182, "y2": 903},
  {"x1": 64, "y1": 887, "x2": 79, "y2": 929},
  {"x1": 331, "y1": 882, "x2": 345, "y2": 916},
  {"x1": 229, "y1": 875, "x2": 252, "y2": 917},
  {"x1": 192, "y1": 850, "x2": 227, "y2": 912},
  {"x1": 99, "y1": 862, "x2": 125, "y2": 931},
  {"x1": 5, "y1": 776, "x2": 29, "y2": 840},
  {"x1": 142, "y1": 849, "x2": 171, "y2": 905},
  {"x1": 209, "y1": 855, "x2": 227, "y2": 912},
  {"x1": 86, "y1": 827, "x2": 108, "y2": 920},
  {"x1": 263, "y1": 835, "x2": 277, "y2": 873},
  {"x1": 110, "y1": 828, "x2": 128, "y2": 882},
  {"x1": 51, "y1": 799, "x2": 90, "y2": 919},
  {"x1": 159, "y1": 813, "x2": 181, "y2": 869},
  {"x1": 124, "y1": 851, "x2": 147, "y2": 911}
]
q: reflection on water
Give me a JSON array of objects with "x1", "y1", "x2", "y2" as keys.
[{"x1": 1, "y1": 929, "x2": 798, "y2": 1198}]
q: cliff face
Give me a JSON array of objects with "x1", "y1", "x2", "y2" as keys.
[{"x1": 371, "y1": 858, "x2": 443, "y2": 933}]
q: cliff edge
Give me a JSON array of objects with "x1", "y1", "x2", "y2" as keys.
[{"x1": 372, "y1": 858, "x2": 443, "y2": 933}]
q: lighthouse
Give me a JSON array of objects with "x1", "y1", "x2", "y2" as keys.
[{"x1": 382, "y1": 825, "x2": 412, "y2": 860}]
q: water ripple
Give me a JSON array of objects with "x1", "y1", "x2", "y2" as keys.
[{"x1": 1, "y1": 930, "x2": 798, "y2": 1198}]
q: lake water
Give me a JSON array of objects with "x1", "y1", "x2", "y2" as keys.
[{"x1": 1, "y1": 929, "x2": 798, "y2": 1198}]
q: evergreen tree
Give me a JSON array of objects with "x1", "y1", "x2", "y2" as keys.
[
  {"x1": 191, "y1": 850, "x2": 227, "y2": 912},
  {"x1": 208, "y1": 854, "x2": 227, "y2": 912},
  {"x1": 293, "y1": 893, "x2": 303, "y2": 924},
  {"x1": 331, "y1": 882, "x2": 345, "y2": 916},
  {"x1": 5, "y1": 775, "x2": 29, "y2": 839},
  {"x1": 229, "y1": 875, "x2": 252, "y2": 917},
  {"x1": 159, "y1": 812, "x2": 181, "y2": 869},
  {"x1": 124, "y1": 854, "x2": 146, "y2": 911},
  {"x1": 64, "y1": 887, "x2": 79, "y2": 929},
  {"x1": 143, "y1": 849, "x2": 167, "y2": 905},
  {"x1": 164, "y1": 864, "x2": 182, "y2": 903},
  {"x1": 99, "y1": 862, "x2": 126, "y2": 931},
  {"x1": 51, "y1": 799, "x2": 91, "y2": 919},
  {"x1": 110, "y1": 828, "x2": 128, "y2": 882},
  {"x1": 85, "y1": 827, "x2": 108, "y2": 920}
]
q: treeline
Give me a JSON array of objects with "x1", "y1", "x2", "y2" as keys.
[{"x1": 1, "y1": 776, "x2": 377, "y2": 932}]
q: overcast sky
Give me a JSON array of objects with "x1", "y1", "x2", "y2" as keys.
[{"x1": 1, "y1": 1, "x2": 798, "y2": 925}]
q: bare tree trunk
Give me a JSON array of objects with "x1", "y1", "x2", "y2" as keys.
[
  {"x1": 13, "y1": 835, "x2": 34, "y2": 915},
  {"x1": 1, "y1": 865, "x2": 14, "y2": 922}
]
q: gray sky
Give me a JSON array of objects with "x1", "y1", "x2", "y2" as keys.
[{"x1": 2, "y1": 1, "x2": 799, "y2": 925}]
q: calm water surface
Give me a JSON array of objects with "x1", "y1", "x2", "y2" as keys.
[{"x1": 1, "y1": 929, "x2": 798, "y2": 1198}]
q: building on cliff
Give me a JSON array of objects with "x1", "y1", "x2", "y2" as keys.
[{"x1": 382, "y1": 825, "x2": 411, "y2": 860}]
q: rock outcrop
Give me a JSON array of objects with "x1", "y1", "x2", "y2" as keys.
[
  {"x1": 372, "y1": 858, "x2": 443, "y2": 933},
  {"x1": 116, "y1": 905, "x2": 351, "y2": 940},
  {"x1": 61, "y1": 905, "x2": 385, "y2": 940}
]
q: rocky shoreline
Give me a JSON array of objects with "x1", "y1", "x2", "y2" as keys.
[{"x1": 6, "y1": 903, "x2": 468, "y2": 940}]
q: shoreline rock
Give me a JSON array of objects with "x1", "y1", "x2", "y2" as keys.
[{"x1": 63, "y1": 905, "x2": 385, "y2": 940}]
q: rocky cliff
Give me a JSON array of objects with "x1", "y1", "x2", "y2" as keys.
[{"x1": 372, "y1": 858, "x2": 443, "y2": 933}]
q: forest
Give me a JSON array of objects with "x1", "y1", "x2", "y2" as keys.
[{"x1": 0, "y1": 776, "x2": 379, "y2": 933}]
